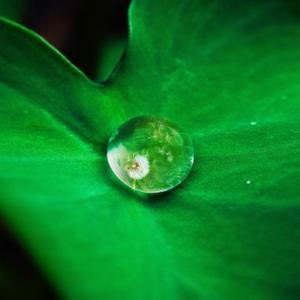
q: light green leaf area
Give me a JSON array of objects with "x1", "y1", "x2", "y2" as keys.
[{"x1": 0, "y1": 0, "x2": 300, "y2": 299}]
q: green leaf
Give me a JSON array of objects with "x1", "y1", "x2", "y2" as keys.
[
  {"x1": 0, "y1": 0, "x2": 25, "y2": 20},
  {"x1": 0, "y1": 18, "x2": 124, "y2": 146},
  {"x1": 0, "y1": 1, "x2": 300, "y2": 300},
  {"x1": 96, "y1": 35, "x2": 127, "y2": 82}
]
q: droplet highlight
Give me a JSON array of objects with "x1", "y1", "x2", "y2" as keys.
[{"x1": 107, "y1": 116, "x2": 194, "y2": 193}]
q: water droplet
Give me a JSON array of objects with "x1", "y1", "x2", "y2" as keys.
[
  {"x1": 246, "y1": 180, "x2": 251, "y2": 185},
  {"x1": 107, "y1": 116, "x2": 194, "y2": 193},
  {"x1": 250, "y1": 121, "x2": 257, "y2": 126}
]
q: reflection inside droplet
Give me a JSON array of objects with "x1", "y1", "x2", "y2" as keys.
[{"x1": 107, "y1": 116, "x2": 194, "y2": 193}]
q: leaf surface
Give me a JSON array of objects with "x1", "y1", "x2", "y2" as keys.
[
  {"x1": 0, "y1": 0, "x2": 300, "y2": 299},
  {"x1": 0, "y1": 0, "x2": 25, "y2": 20},
  {"x1": 112, "y1": 1, "x2": 300, "y2": 298}
]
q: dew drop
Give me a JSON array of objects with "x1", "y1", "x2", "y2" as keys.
[{"x1": 107, "y1": 116, "x2": 194, "y2": 193}]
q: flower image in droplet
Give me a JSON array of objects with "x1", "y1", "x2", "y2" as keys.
[
  {"x1": 125, "y1": 154, "x2": 150, "y2": 180},
  {"x1": 107, "y1": 116, "x2": 194, "y2": 193}
]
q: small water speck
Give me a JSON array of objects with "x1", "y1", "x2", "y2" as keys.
[
  {"x1": 250, "y1": 121, "x2": 257, "y2": 126},
  {"x1": 246, "y1": 180, "x2": 251, "y2": 185}
]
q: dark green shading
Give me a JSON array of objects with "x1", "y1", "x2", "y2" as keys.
[{"x1": 0, "y1": 0, "x2": 25, "y2": 20}]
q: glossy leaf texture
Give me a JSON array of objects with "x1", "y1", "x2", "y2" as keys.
[{"x1": 0, "y1": 0, "x2": 300, "y2": 300}]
